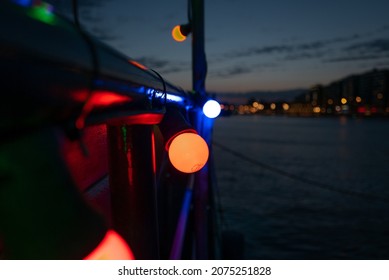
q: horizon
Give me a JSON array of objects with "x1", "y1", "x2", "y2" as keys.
[
  {"x1": 212, "y1": 68, "x2": 389, "y2": 95},
  {"x1": 47, "y1": 0, "x2": 389, "y2": 92}
]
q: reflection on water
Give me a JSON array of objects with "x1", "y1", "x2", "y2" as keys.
[{"x1": 213, "y1": 116, "x2": 389, "y2": 259}]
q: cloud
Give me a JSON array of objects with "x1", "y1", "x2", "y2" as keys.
[
  {"x1": 212, "y1": 65, "x2": 253, "y2": 78},
  {"x1": 323, "y1": 39, "x2": 389, "y2": 63},
  {"x1": 218, "y1": 32, "x2": 372, "y2": 64},
  {"x1": 225, "y1": 45, "x2": 294, "y2": 59},
  {"x1": 283, "y1": 51, "x2": 328, "y2": 61},
  {"x1": 224, "y1": 66, "x2": 252, "y2": 76},
  {"x1": 78, "y1": 0, "x2": 108, "y2": 9},
  {"x1": 134, "y1": 56, "x2": 189, "y2": 74},
  {"x1": 324, "y1": 55, "x2": 386, "y2": 63},
  {"x1": 89, "y1": 26, "x2": 119, "y2": 41},
  {"x1": 210, "y1": 32, "x2": 389, "y2": 78},
  {"x1": 345, "y1": 39, "x2": 389, "y2": 54},
  {"x1": 135, "y1": 56, "x2": 170, "y2": 69},
  {"x1": 220, "y1": 40, "x2": 336, "y2": 66}
]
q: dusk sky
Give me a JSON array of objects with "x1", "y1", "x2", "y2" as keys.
[{"x1": 54, "y1": 0, "x2": 389, "y2": 93}]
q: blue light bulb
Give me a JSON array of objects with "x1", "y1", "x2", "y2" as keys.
[
  {"x1": 13, "y1": 0, "x2": 32, "y2": 6},
  {"x1": 203, "y1": 100, "x2": 221, "y2": 118}
]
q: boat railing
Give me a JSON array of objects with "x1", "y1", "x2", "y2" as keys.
[{"x1": 0, "y1": 1, "x2": 219, "y2": 260}]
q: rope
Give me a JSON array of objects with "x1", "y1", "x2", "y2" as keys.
[{"x1": 213, "y1": 141, "x2": 389, "y2": 203}]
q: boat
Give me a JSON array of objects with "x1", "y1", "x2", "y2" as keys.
[{"x1": 0, "y1": 0, "x2": 222, "y2": 259}]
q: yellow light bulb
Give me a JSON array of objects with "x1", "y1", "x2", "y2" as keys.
[
  {"x1": 168, "y1": 133, "x2": 209, "y2": 173},
  {"x1": 172, "y1": 25, "x2": 187, "y2": 42}
]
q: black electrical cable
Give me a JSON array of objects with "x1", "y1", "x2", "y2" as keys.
[
  {"x1": 213, "y1": 141, "x2": 389, "y2": 203},
  {"x1": 72, "y1": 0, "x2": 81, "y2": 29},
  {"x1": 71, "y1": 0, "x2": 99, "y2": 131}
]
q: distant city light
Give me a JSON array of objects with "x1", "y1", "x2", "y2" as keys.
[
  {"x1": 341, "y1": 98, "x2": 347, "y2": 105},
  {"x1": 270, "y1": 103, "x2": 276, "y2": 110},
  {"x1": 357, "y1": 106, "x2": 366, "y2": 114},
  {"x1": 282, "y1": 103, "x2": 290, "y2": 111},
  {"x1": 313, "y1": 106, "x2": 321, "y2": 113},
  {"x1": 355, "y1": 96, "x2": 362, "y2": 103},
  {"x1": 328, "y1": 99, "x2": 334, "y2": 105},
  {"x1": 203, "y1": 100, "x2": 221, "y2": 118},
  {"x1": 377, "y1": 93, "x2": 384, "y2": 100}
]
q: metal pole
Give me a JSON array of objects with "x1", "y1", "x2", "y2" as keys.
[
  {"x1": 192, "y1": 0, "x2": 207, "y2": 95},
  {"x1": 191, "y1": 0, "x2": 212, "y2": 259},
  {"x1": 169, "y1": 174, "x2": 194, "y2": 259},
  {"x1": 108, "y1": 124, "x2": 160, "y2": 259}
]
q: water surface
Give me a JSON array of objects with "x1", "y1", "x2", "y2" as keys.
[{"x1": 213, "y1": 116, "x2": 389, "y2": 259}]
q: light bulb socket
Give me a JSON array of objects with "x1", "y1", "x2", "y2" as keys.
[{"x1": 179, "y1": 23, "x2": 192, "y2": 36}]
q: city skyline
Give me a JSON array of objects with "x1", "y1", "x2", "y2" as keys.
[
  {"x1": 51, "y1": 0, "x2": 389, "y2": 93},
  {"x1": 217, "y1": 68, "x2": 389, "y2": 118}
]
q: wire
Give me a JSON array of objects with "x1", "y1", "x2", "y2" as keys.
[
  {"x1": 213, "y1": 141, "x2": 389, "y2": 203},
  {"x1": 72, "y1": 0, "x2": 80, "y2": 28},
  {"x1": 209, "y1": 153, "x2": 230, "y2": 231},
  {"x1": 71, "y1": 0, "x2": 100, "y2": 131}
]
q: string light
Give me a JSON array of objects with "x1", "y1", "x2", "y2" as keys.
[
  {"x1": 203, "y1": 100, "x2": 221, "y2": 118},
  {"x1": 168, "y1": 133, "x2": 209, "y2": 173},
  {"x1": 171, "y1": 24, "x2": 191, "y2": 42},
  {"x1": 84, "y1": 230, "x2": 135, "y2": 260},
  {"x1": 28, "y1": 2, "x2": 57, "y2": 25}
]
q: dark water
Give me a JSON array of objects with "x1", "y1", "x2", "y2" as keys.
[{"x1": 213, "y1": 116, "x2": 389, "y2": 259}]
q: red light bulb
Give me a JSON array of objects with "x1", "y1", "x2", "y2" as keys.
[
  {"x1": 168, "y1": 133, "x2": 209, "y2": 173},
  {"x1": 84, "y1": 230, "x2": 135, "y2": 260}
]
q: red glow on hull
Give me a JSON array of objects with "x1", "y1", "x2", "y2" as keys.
[
  {"x1": 75, "y1": 91, "x2": 133, "y2": 129},
  {"x1": 129, "y1": 60, "x2": 148, "y2": 70},
  {"x1": 84, "y1": 230, "x2": 135, "y2": 260},
  {"x1": 107, "y1": 112, "x2": 164, "y2": 126}
]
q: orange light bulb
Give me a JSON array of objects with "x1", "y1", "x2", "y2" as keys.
[
  {"x1": 84, "y1": 230, "x2": 135, "y2": 260},
  {"x1": 172, "y1": 25, "x2": 187, "y2": 42},
  {"x1": 168, "y1": 133, "x2": 209, "y2": 173}
]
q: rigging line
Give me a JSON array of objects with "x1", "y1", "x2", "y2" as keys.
[
  {"x1": 213, "y1": 141, "x2": 389, "y2": 203},
  {"x1": 209, "y1": 154, "x2": 230, "y2": 230},
  {"x1": 208, "y1": 153, "x2": 227, "y2": 224}
]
